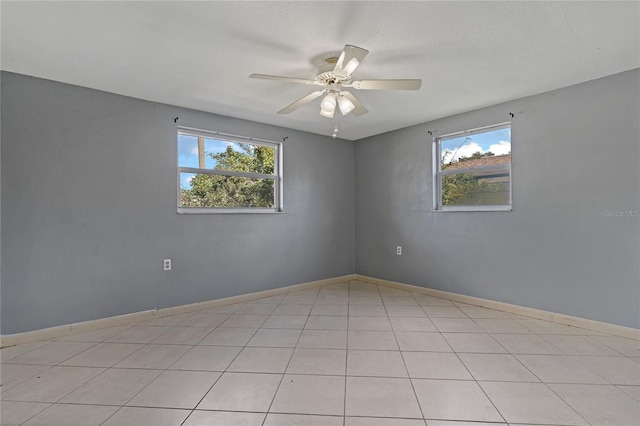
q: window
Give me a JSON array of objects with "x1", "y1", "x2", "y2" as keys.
[
  {"x1": 434, "y1": 123, "x2": 511, "y2": 211},
  {"x1": 177, "y1": 127, "x2": 282, "y2": 213}
]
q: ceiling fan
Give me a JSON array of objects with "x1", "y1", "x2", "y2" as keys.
[{"x1": 249, "y1": 45, "x2": 422, "y2": 119}]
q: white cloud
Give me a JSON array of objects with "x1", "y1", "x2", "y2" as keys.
[
  {"x1": 442, "y1": 140, "x2": 511, "y2": 163},
  {"x1": 190, "y1": 146, "x2": 199, "y2": 155},
  {"x1": 488, "y1": 140, "x2": 511, "y2": 156},
  {"x1": 442, "y1": 141, "x2": 484, "y2": 162}
]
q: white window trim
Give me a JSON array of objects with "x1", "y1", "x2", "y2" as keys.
[
  {"x1": 433, "y1": 122, "x2": 512, "y2": 212},
  {"x1": 177, "y1": 126, "x2": 283, "y2": 214}
]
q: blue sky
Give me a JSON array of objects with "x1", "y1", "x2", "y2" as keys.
[
  {"x1": 178, "y1": 134, "x2": 232, "y2": 189},
  {"x1": 179, "y1": 128, "x2": 511, "y2": 189},
  {"x1": 441, "y1": 127, "x2": 511, "y2": 163},
  {"x1": 178, "y1": 134, "x2": 232, "y2": 168}
]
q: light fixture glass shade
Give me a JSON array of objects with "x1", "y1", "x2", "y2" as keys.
[
  {"x1": 321, "y1": 93, "x2": 337, "y2": 113},
  {"x1": 320, "y1": 108, "x2": 335, "y2": 118},
  {"x1": 337, "y1": 95, "x2": 355, "y2": 115}
]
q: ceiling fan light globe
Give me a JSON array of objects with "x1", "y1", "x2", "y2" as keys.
[
  {"x1": 321, "y1": 100, "x2": 336, "y2": 112},
  {"x1": 320, "y1": 109, "x2": 335, "y2": 118},
  {"x1": 321, "y1": 93, "x2": 337, "y2": 113},
  {"x1": 338, "y1": 95, "x2": 355, "y2": 115}
]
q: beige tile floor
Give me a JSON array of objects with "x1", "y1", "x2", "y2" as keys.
[{"x1": 1, "y1": 280, "x2": 639, "y2": 426}]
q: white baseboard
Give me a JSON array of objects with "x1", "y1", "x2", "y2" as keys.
[
  {"x1": 0, "y1": 274, "x2": 356, "y2": 348},
  {"x1": 3, "y1": 272, "x2": 637, "y2": 347},
  {"x1": 355, "y1": 274, "x2": 640, "y2": 341}
]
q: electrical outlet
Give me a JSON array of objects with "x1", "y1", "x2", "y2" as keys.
[
  {"x1": 396, "y1": 246, "x2": 402, "y2": 255},
  {"x1": 163, "y1": 259, "x2": 172, "y2": 271}
]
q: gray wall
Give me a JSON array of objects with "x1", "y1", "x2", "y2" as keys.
[
  {"x1": 355, "y1": 69, "x2": 640, "y2": 329},
  {"x1": 3, "y1": 69, "x2": 639, "y2": 334},
  {"x1": 1, "y1": 72, "x2": 355, "y2": 334}
]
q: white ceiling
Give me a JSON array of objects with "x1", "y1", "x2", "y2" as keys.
[{"x1": 2, "y1": 1, "x2": 638, "y2": 140}]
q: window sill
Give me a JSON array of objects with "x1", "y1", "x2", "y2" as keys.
[
  {"x1": 178, "y1": 208, "x2": 283, "y2": 215},
  {"x1": 434, "y1": 205, "x2": 512, "y2": 212}
]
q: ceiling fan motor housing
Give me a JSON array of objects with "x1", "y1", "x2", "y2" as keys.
[{"x1": 315, "y1": 71, "x2": 352, "y2": 87}]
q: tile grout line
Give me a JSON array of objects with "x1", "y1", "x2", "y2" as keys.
[
  {"x1": 180, "y1": 300, "x2": 268, "y2": 424},
  {"x1": 448, "y1": 335, "x2": 508, "y2": 424},
  {"x1": 542, "y1": 381, "x2": 596, "y2": 426},
  {"x1": 100, "y1": 303, "x2": 247, "y2": 426},
  {"x1": 3, "y1": 280, "x2": 639, "y2": 425},
  {"x1": 101, "y1": 300, "x2": 256, "y2": 424},
  {"x1": 11, "y1": 339, "x2": 110, "y2": 420},
  {"x1": 0, "y1": 364, "x2": 57, "y2": 395},
  {"x1": 173, "y1": 315, "x2": 258, "y2": 425},
  {"x1": 342, "y1": 279, "x2": 354, "y2": 426},
  {"x1": 261, "y1": 285, "x2": 321, "y2": 426},
  {"x1": 2, "y1": 401, "x2": 52, "y2": 426},
  {"x1": 386, "y1": 290, "x2": 426, "y2": 423}
]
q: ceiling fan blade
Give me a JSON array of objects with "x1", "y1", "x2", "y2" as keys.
[
  {"x1": 334, "y1": 45, "x2": 369, "y2": 77},
  {"x1": 351, "y1": 79, "x2": 422, "y2": 90},
  {"x1": 277, "y1": 90, "x2": 326, "y2": 114},
  {"x1": 341, "y1": 91, "x2": 368, "y2": 116},
  {"x1": 249, "y1": 74, "x2": 316, "y2": 85}
]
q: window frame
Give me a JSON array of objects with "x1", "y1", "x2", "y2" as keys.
[
  {"x1": 177, "y1": 126, "x2": 283, "y2": 214},
  {"x1": 433, "y1": 122, "x2": 512, "y2": 212}
]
